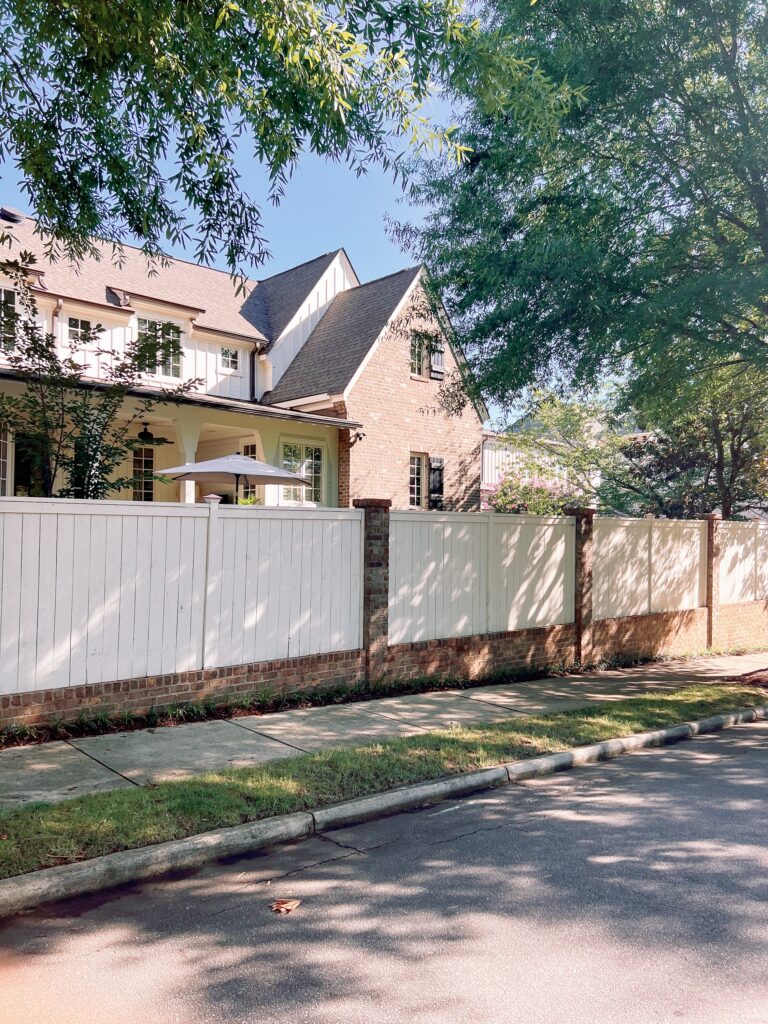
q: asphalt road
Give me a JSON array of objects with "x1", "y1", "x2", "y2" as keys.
[{"x1": 2, "y1": 723, "x2": 768, "y2": 1024}]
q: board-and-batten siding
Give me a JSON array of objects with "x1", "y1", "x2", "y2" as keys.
[
  {"x1": 0, "y1": 499, "x2": 363, "y2": 696},
  {"x1": 388, "y1": 512, "x2": 575, "y2": 644}
]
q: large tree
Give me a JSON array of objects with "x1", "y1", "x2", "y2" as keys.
[
  {"x1": 0, "y1": 0, "x2": 569, "y2": 275},
  {"x1": 509, "y1": 362, "x2": 768, "y2": 519},
  {"x1": 405, "y1": 0, "x2": 768, "y2": 407}
]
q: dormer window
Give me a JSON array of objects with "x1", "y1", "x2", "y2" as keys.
[
  {"x1": 137, "y1": 317, "x2": 182, "y2": 378},
  {"x1": 0, "y1": 288, "x2": 16, "y2": 350},
  {"x1": 221, "y1": 347, "x2": 240, "y2": 372}
]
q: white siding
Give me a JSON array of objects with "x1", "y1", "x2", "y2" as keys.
[
  {"x1": 204, "y1": 506, "x2": 363, "y2": 666},
  {"x1": 388, "y1": 511, "x2": 575, "y2": 644},
  {"x1": 267, "y1": 254, "x2": 357, "y2": 392},
  {"x1": 593, "y1": 518, "x2": 707, "y2": 620},
  {"x1": 719, "y1": 521, "x2": 768, "y2": 605},
  {"x1": 0, "y1": 498, "x2": 363, "y2": 695}
]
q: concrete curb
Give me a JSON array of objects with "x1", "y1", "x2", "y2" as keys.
[{"x1": 1, "y1": 703, "x2": 766, "y2": 918}]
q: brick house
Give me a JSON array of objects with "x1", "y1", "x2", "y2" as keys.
[
  {"x1": 265, "y1": 263, "x2": 486, "y2": 510},
  {"x1": 0, "y1": 208, "x2": 484, "y2": 508}
]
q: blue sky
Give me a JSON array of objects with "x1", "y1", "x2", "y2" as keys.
[{"x1": 0, "y1": 152, "x2": 421, "y2": 285}]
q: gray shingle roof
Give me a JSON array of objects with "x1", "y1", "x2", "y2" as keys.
[
  {"x1": 248, "y1": 250, "x2": 342, "y2": 345},
  {"x1": 266, "y1": 265, "x2": 421, "y2": 405}
]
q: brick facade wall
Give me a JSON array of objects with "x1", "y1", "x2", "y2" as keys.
[
  {"x1": 385, "y1": 625, "x2": 577, "y2": 681},
  {"x1": 591, "y1": 609, "x2": 709, "y2": 661},
  {"x1": 715, "y1": 600, "x2": 768, "y2": 650},
  {"x1": 335, "y1": 285, "x2": 484, "y2": 511},
  {"x1": 2, "y1": 651, "x2": 366, "y2": 729}
]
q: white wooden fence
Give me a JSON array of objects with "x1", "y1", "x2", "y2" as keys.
[
  {"x1": 0, "y1": 498, "x2": 363, "y2": 696},
  {"x1": 719, "y1": 521, "x2": 768, "y2": 605},
  {"x1": 3, "y1": 497, "x2": 767, "y2": 698},
  {"x1": 593, "y1": 518, "x2": 707, "y2": 620},
  {"x1": 388, "y1": 512, "x2": 575, "y2": 644}
]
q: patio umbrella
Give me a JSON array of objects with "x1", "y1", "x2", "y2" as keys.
[{"x1": 160, "y1": 453, "x2": 311, "y2": 498}]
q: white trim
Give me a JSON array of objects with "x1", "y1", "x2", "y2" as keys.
[
  {"x1": 342, "y1": 268, "x2": 423, "y2": 400},
  {"x1": 277, "y1": 434, "x2": 328, "y2": 507}
]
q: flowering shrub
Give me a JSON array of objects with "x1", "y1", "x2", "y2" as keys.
[{"x1": 486, "y1": 471, "x2": 574, "y2": 515}]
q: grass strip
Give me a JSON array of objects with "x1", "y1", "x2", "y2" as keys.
[{"x1": 1, "y1": 684, "x2": 765, "y2": 880}]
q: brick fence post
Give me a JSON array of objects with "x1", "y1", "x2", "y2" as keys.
[
  {"x1": 705, "y1": 513, "x2": 722, "y2": 649},
  {"x1": 353, "y1": 498, "x2": 392, "y2": 680},
  {"x1": 567, "y1": 507, "x2": 596, "y2": 665}
]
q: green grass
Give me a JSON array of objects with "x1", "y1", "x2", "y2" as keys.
[{"x1": 0, "y1": 684, "x2": 765, "y2": 880}]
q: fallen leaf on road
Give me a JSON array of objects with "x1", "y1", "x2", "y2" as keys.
[{"x1": 271, "y1": 899, "x2": 301, "y2": 914}]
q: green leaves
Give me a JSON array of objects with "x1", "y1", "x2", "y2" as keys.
[
  {"x1": 0, "y1": 0, "x2": 503, "y2": 274},
  {"x1": 407, "y1": 0, "x2": 768, "y2": 406}
]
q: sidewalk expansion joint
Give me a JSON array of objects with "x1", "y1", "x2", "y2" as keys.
[{"x1": 64, "y1": 741, "x2": 142, "y2": 788}]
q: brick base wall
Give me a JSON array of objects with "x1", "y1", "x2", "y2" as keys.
[
  {"x1": 384, "y1": 624, "x2": 578, "y2": 681},
  {"x1": 1, "y1": 650, "x2": 365, "y2": 729},
  {"x1": 716, "y1": 601, "x2": 768, "y2": 651},
  {"x1": 5, "y1": 602, "x2": 766, "y2": 730},
  {"x1": 591, "y1": 609, "x2": 709, "y2": 662}
]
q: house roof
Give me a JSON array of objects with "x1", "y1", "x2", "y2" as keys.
[
  {"x1": 1, "y1": 215, "x2": 346, "y2": 347},
  {"x1": 246, "y1": 250, "x2": 343, "y2": 346},
  {"x1": 266, "y1": 265, "x2": 422, "y2": 405}
]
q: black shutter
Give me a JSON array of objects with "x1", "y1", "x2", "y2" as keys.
[
  {"x1": 429, "y1": 456, "x2": 444, "y2": 509},
  {"x1": 429, "y1": 340, "x2": 445, "y2": 379}
]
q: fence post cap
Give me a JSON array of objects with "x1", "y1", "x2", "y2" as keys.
[
  {"x1": 353, "y1": 498, "x2": 392, "y2": 509},
  {"x1": 565, "y1": 505, "x2": 596, "y2": 518},
  {"x1": 203, "y1": 493, "x2": 223, "y2": 506}
]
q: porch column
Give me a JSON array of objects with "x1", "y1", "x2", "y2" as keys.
[
  {"x1": 175, "y1": 417, "x2": 202, "y2": 503},
  {"x1": 353, "y1": 498, "x2": 392, "y2": 680}
]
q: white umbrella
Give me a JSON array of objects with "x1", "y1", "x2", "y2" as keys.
[{"x1": 160, "y1": 453, "x2": 311, "y2": 497}]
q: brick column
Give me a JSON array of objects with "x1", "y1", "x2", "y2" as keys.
[
  {"x1": 567, "y1": 507, "x2": 595, "y2": 665},
  {"x1": 705, "y1": 513, "x2": 722, "y2": 649},
  {"x1": 353, "y1": 498, "x2": 392, "y2": 680}
]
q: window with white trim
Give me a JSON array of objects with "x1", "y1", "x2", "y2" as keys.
[
  {"x1": 409, "y1": 453, "x2": 426, "y2": 508},
  {"x1": 137, "y1": 317, "x2": 182, "y2": 377},
  {"x1": 221, "y1": 347, "x2": 240, "y2": 372},
  {"x1": 0, "y1": 425, "x2": 9, "y2": 496},
  {"x1": 68, "y1": 316, "x2": 92, "y2": 345},
  {"x1": 0, "y1": 288, "x2": 16, "y2": 350},
  {"x1": 241, "y1": 442, "x2": 260, "y2": 501},
  {"x1": 282, "y1": 441, "x2": 324, "y2": 504},
  {"x1": 133, "y1": 446, "x2": 154, "y2": 501}
]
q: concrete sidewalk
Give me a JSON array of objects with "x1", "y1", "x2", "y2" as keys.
[{"x1": 1, "y1": 651, "x2": 765, "y2": 810}]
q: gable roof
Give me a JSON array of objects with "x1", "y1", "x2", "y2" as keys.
[
  {"x1": 1, "y1": 214, "x2": 349, "y2": 347},
  {"x1": 246, "y1": 250, "x2": 343, "y2": 346},
  {"x1": 266, "y1": 265, "x2": 421, "y2": 406}
]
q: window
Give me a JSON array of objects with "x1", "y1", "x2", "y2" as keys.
[
  {"x1": 282, "y1": 441, "x2": 323, "y2": 504},
  {"x1": 410, "y1": 335, "x2": 427, "y2": 376},
  {"x1": 241, "y1": 441, "x2": 260, "y2": 501},
  {"x1": 68, "y1": 317, "x2": 92, "y2": 345},
  {"x1": 0, "y1": 288, "x2": 15, "y2": 350},
  {"x1": 0, "y1": 425, "x2": 9, "y2": 496},
  {"x1": 133, "y1": 446, "x2": 155, "y2": 501},
  {"x1": 428, "y1": 456, "x2": 444, "y2": 510},
  {"x1": 221, "y1": 347, "x2": 240, "y2": 372},
  {"x1": 137, "y1": 317, "x2": 182, "y2": 377},
  {"x1": 409, "y1": 453, "x2": 426, "y2": 508}
]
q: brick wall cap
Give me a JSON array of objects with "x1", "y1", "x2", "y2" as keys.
[{"x1": 353, "y1": 498, "x2": 393, "y2": 509}]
